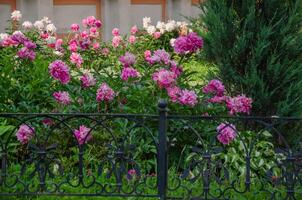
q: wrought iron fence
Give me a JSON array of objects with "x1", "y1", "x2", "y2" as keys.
[{"x1": 0, "y1": 101, "x2": 301, "y2": 199}]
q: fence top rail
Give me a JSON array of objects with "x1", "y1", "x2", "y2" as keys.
[{"x1": 0, "y1": 113, "x2": 302, "y2": 121}]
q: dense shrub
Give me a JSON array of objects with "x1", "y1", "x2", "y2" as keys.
[{"x1": 193, "y1": 0, "x2": 302, "y2": 117}]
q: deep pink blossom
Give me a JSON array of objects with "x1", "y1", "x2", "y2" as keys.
[
  {"x1": 80, "y1": 73, "x2": 96, "y2": 88},
  {"x1": 86, "y1": 16, "x2": 96, "y2": 27},
  {"x1": 121, "y1": 67, "x2": 140, "y2": 81},
  {"x1": 226, "y1": 95, "x2": 253, "y2": 115},
  {"x1": 68, "y1": 42, "x2": 78, "y2": 52},
  {"x1": 17, "y1": 47, "x2": 36, "y2": 61},
  {"x1": 174, "y1": 32, "x2": 203, "y2": 54},
  {"x1": 167, "y1": 86, "x2": 181, "y2": 103},
  {"x1": 217, "y1": 123, "x2": 237, "y2": 145},
  {"x1": 96, "y1": 83, "x2": 115, "y2": 102},
  {"x1": 48, "y1": 60, "x2": 70, "y2": 84},
  {"x1": 73, "y1": 125, "x2": 92, "y2": 145},
  {"x1": 70, "y1": 23, "x2": 80, "y2": 32},
  {"x1": 70, "y1": 52, "x2": 83, "y2": 67},
  {"x1": 170, "y1": 65, "x2": 183, "y2": 79},
  {"x1": 93, "y1": 42, "x2": 100, "y2": 49},
  {"x1": 178, "y1": 89, "x2": 198, "y2": 106},
  {"x1": 53, "y1": 91, "x2": 71, "y2": 105},
  {"x1": 208, "y1": 95, "x2": 227, "y2": 103},
  {"x1": 16, "y1": 124, "x2": 35, "y2": 144},
  {"x1": 152, "y1": 69, "x2": 176, "y2": 88},
  {"x1": 130, "y1": 25, "x2": 138, "y2": 34},
  {"x1": 144, "y1": 50, "x2": 151, "y2": 60},
  {"x1": 203, "y1": 79, "x2": 225, "y2": 97},
  {"x1": 95, "y1": 20, "x2": 102, "y2": 28},
  {"x1": 119, "y1": 52, "x2": 136, "y2": 67},
  {"x1": 147, "y1": 49, "x2": 170, "y2": 65},
  {"x1": 128, "y1": 169, "x2": 136, "y2": 176}
]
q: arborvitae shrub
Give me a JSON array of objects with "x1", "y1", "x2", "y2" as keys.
[{"x1": 194, "y1": 0, "x2": 302, "y2": 117}]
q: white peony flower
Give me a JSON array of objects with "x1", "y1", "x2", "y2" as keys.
[
  {"x1": 170, "y1": 38, "x2": 176, "y2": 47},
  {"x1": 34, "y1": 20, "x2": 44, "y2": 30},
  {"x1": 41, "y1": 16, "x2": 51, "y2": 24},
  {"x1": 46, "y1": 23, "x2": 56, "y2": 34},
  {"x1": 146, "y1": 25, "x2": 156, "y2": 35},
  {"x1": 12, "y1": 30, "x2": 23, "y2": 35},
  {"x1": 165, "y1": 20, "x2": 177, "y2": 32},
  {"x1": 0, "y1": 33, "x2": 9, "y2": 42},
  {"x1": 143, "y1": 17, "x2": 151, "y2": 29},
  {"x1": 156, "y1": 21, "x2": 166, "y2": 34},
  {"x1": 22, "y1": 21, "x2": 33, "y2": 29},
  {"x1": 11, "y1": 10, "x2": 22, "y2": 21},
  {"x1": 53, "y1": 51, "x2": 63, "y2": 57}
]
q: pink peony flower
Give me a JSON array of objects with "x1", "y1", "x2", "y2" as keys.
[
  {"x1": 95, "y1": 20, "x2": 102, "y2": 28},
  {"x1": 70, "y1": 23, "x2": 80, "y2": 32},
  {"x1": 55, "y1": 39, "x2": 63, "y2": 50},
  {"x1": 144, "y1": 50, "x2": 151, "y2": 60},
  {"x1": 167, "y1": 86, "x2": 181, "y2": 103},
  {"x1": 128, "y1": 35, "x2": 136, "y2": 44},
  {"x1": 96, "y1": 83, "x2": 115, "y2": 102},
  {"x1": 68, "y1": 42, "x2": 78, "y2": 52},
  {"x1": 73, "y1": 125, "x2": 92, "y2": 145},
  {"x1": 80, "y1": 31, "x2": 89, "y2": 39},
  {"x1": 130, "y1": 25, "x2": 138, "y2": 34},
  {"x1": 208, "y1": 95, "x2": 227, "y2": 103},
  {"x1": 203, "y1": 79, "x2": 225, "y2": 97},
  {"x1": 70, "y1": 52, "x2": 83, "y2": 67},
  {"x1": 80, "y1": 73, "x2": 96, "y2": 88},
  {"x1": 102, "y1": 48, "x2": 109, "y2": 56},
  {"x1": 16, "y1": 124, "x2": 35, "y2": 144},
  {"x1": 170, "y1": 64, "x2": 183, "y2": 79},
  {"x1": 121, "y1": 67, "x2": 140, "y2": 81},
  {"x1": 153, "y1": 32, "x2": 161, "y2": 39},
  {"x1": 152, "y1": 69, "x2": 176, "y2": 88},
  {"x1": 53, "y1": 91, "x2": 71, "y2": 105},
  {"x1": 86, "y1": 16, "x2": 96, "y2": 27},
  {"x1": 216, "y1": 123, "x2": 237, "y2": 145},
  {"x1": 48, "y1": 60, "x2": 71, "y2": 84},
  {"x1": 112, "y1": 36, "x2": 122, "y2": 48},
  {"x1": 128, "y1": 169, "x2": 136, "y2": 176},
  {"x1": 112, "y1": 28, "x2": 120, "y2": 36},
  {"x1": 17, "y1": 47, "x2": 36, "y2": 61},
  {"x1": 82, "y1": 18, "x2": 88, "y2": 27},
  {"x1": 178, "y1": 89, "x2": 198, "y2": 106},
  {"x1": 226, "y1": 95, "x2": 253, "y2": 115},
  {"x1": 93, "y1": 42, "x2": 100, "y2": 50},
  {"x1": 119, "y1": 52, "x2": 136, "y2": 67},
  {"x1": 174, "y1": 32, "x2": 203, "y2": 54}
]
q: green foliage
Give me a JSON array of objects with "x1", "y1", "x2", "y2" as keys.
[{"x1": 194, "y1": 0, "x2": 302, "y2": 117}]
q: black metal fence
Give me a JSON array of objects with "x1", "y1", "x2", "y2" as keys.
[{"x1": 0, "y1": 101, "x2": 301, "y2": 199}]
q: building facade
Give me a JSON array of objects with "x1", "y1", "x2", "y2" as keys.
[{"x1": 0, "y1": 0, "x2": 203, "y2": 40}]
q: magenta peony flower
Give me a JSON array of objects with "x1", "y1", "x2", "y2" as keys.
[
  {"x1": 80, "y1": 73, "x2": 96, "y2": 88},
  {"x1": 16, "y1": 124, "x2": 35, "y2": 144},
  {"x1": 208, "y1": 95, "x2": 227, "y2": 103},
  {"x1": 48, "y1": 60, "x2": 71, "y2": 84},
  {"x1": 119, "y1": 52, "x2": 136, "y2": 67},
  {"x1": 96, "y1": 83, "x2": 115, "y2": 102},
  {"x1": 24, "y1": 41, "x2": 36, "y2": 49},
  {"x1": 17, "y1": 47, "x2": 36, "y2": 61},
  {"x1": 53, "y1": 91, "x2": 71, "y2": 105},
  {"x1": 203, "y1": 79, "x2": 225, "y2": 97},
  {"x1": 178, "y1": 89, "x2": 198, "y2": 106},
  {"x1": 152, "y1": 69, "x2": 176, "y2": 88},
  {"x1": 130, "y1": 25, "x2": 138, "y2": 35},
  {"x1": 217, "y1": 123, "x2": 237, "y2": 145},
  {"x1": 70, "y1": 23, "x2": 80, "y2": 32},
  {"x1": 226, "y1": 95, "x2": 253, "y2": 115},
  {"x1": 121, "y1": 67, "x2": 140, "y2": 81},
  {"x1": 167, "y1": 86, "x2": 181, "y2": 103},
  {"x1": 70, "y1": 52, "x2": 83, "y2": 68},
  {"x1": 170, "y1": 64, "x2": 183, "y2": 79},
  {"x1": 174, "y1": 32, "x2": 203, "y2": 54},
  {"x1": 73, "y1": 125, "x2": 92, "y2": 145}
]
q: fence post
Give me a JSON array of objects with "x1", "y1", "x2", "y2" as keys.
[{"x1": 157, "y1": 99, "x2": 168, "y2": 200}]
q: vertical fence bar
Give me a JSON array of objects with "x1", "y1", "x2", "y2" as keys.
[{"x1": 157, "y1": 100, "x2": 168, "y2": 200}]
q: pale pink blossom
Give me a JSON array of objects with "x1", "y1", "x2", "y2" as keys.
[
  {"x1": 112, "y1": 36, "x2": 122, "y2": 48},
  {"x1": 70, "y1": 52, "x2": 83, "y2": 67},
  {"x1": 93, "y1": 42, "x2": 100, "y2": 49},
  {"x1": 128, "y1": 35, "x2": 136, "y2": 43},
  {"x1": 53, "y1": 91, "x2": 71, "y2": 105},
  {"x1": 217, "y1": 123, "x2": 237, "y2": 145},
  {"x1": 16, "y1": 124, "x2": 35, "y2": 144},
  {"x1": 11, "y1": 10, "x2": 22, "y2": 21},
  {"x1": 96, "y1": 83, "x2": 115, "y2": 102},
  {"x1": 130, "y1": 25, "x2": 138, "y2": 34},
  {"x1": 73, "y1": 125, "x2": 92, "y2": 145},
  {"x1": 112, "y1": 28, "x2": 120, "y2": 36},
  {"x1": 153, "y1": 32, "x2": 161, "y2": 39}
]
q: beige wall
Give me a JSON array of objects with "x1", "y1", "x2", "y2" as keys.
[{"x1": 0, "y1": 0, "x2": 202, "y2": 40}]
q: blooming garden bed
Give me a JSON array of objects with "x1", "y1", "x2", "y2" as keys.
[{"x1": 0, "y1": 11, "x2": 301, "y2": 200}]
